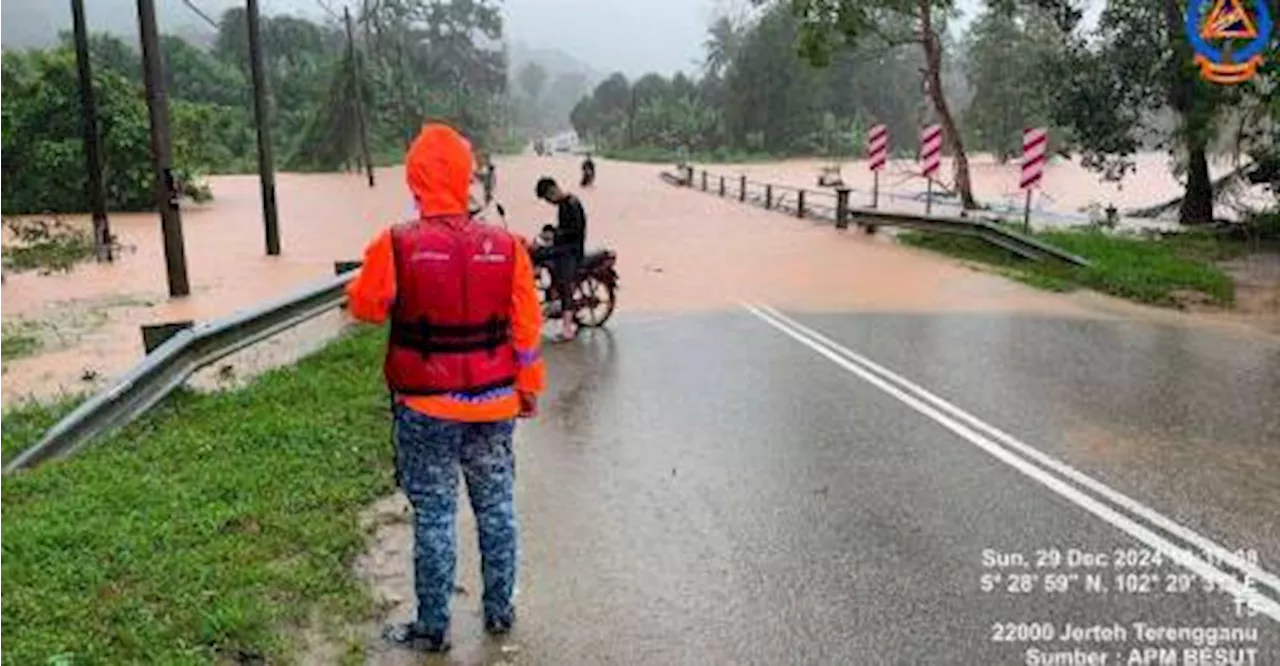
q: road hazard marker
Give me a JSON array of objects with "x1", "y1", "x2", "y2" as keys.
[
  {"x1": 920, "y1": 124, "x2": 943, "y2": 213},
  {"x1": 920, "y1": 124, "x2": 942, "y2": 177},
  {"x1": 1020, "y1": 128, "x2": 1049, "y2": 229},
  {"x1": 1021, "y1": 128, "x2": 1048, "y2": 190},
  {"x1": 867, "y1": 124, "x2": 888, "y2": 208},
  {"x1": 867, "y1": 125, "x2": 888, "y2": 171}
]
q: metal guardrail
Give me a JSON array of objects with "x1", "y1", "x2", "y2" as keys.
[
  {"x1": 3, "y1": 270, "x2": 358, "y2": 474},
  {"x1": 666, "y1": 166, "x2": 1090, "y2": 268}
]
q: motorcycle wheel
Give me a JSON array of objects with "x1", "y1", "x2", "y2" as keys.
[{"x1": 573, "y1": 275, "x2": 616, "y2": 328}]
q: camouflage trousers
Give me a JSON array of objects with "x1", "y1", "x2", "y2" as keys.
[{"x1": 393, "y1": 405, "x2": 517, "y2": 634}]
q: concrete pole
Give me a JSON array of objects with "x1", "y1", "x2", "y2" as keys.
[{"x1": 137, "y1": 0, "x2": 190, "y2": 296}]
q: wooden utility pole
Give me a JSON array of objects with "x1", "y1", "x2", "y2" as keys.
[
  {"x1": 345, "y1": 6, "x2": 375, "y2": 188},
  {"x1": 136, "y1": 0, "x2": 190, "y2": 297},
  {"x1": 71, "y1": 0, "x2": 112, "y2": 262},
  {"x1": 246, "y1": 0, "x2": 281, "y2": 255}
]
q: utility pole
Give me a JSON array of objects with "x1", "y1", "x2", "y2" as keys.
[
  {"x1": 345, "y1": 6, "x2": 375, "y2": 188},
  {"x1": 246, "y1": 0, "x2": 281, "y2": 255},
  {"x1": 71, "y1": 0, "x2": 112, "y2": 262},
  {"x1": 136, "y1": 0, "x2": 190, "y2": 297}
]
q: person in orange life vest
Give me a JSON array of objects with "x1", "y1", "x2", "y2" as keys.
[{"x1": 345, "y1": 123, "x2": 544, "y2": 653}]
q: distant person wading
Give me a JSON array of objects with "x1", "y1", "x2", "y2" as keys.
[
  {"x1": 580, "y1": 153, "x2": 596, "y2": 188},
  {"x1": 346, "y1": 123, "x2": 545, "y2": 653}
]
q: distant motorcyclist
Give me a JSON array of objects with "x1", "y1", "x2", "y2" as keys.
[
  {"x1": 580, "y1": 153, "x2": 596, "y2": 188},
  {"x1": 535, "y1": 176, "x2": 587, "y2": 342}
]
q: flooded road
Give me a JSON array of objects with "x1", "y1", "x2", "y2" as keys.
[
  {"x1": 3, "y1": 153, "x2": 1278, "y2": 664},
  {"x1": 4, "y1": 153, "x2": 1103, "y2": 403}
]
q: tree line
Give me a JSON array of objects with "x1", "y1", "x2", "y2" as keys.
[
  {"x1": 2, "y1": 0, "x2": 512, "y2": 215},
  {"x1": 570, "y1": 0, "x2": 1279, "y2": 225}
]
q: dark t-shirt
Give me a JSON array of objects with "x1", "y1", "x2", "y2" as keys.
[{"x1": 555, "y1": 195, "x2": 587, "y2": 257}]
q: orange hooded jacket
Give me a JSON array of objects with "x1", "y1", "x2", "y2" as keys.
[{"x1": 345, "y1": 123, "x2": 544, "y2": 422}]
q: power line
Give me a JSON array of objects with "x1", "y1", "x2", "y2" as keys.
[
  {"x1": 315, "y1": 0, "x2": 343, "y2": 23},
  {"x1": 180, "y1": 0, "x2": 219, "y2": 29}
]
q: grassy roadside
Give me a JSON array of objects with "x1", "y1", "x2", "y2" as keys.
[
  {"x1": 1, "y1": 394, "x2": 86, "y2": 463},
  {"x1": 1, "y1": 326, "x2": 395, "y2": 665},
  {"x1": 897, "y1": 228, "x2": 1240, "y2": 307}
]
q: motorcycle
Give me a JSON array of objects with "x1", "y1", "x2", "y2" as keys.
[
  {"x1": 529, "y1": 239, "x2": 619, "y2": 329},
  {"x1": 490, "y1": 203, "x2": 619, "y2": 328}
]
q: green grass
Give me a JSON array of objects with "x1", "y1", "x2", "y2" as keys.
[
  {"x1": 1, "y1": 394, "x2": 85, "y2": 463},
  {"x1": 898, "y1": 228, "x2": 1238, "y2": 307},
  {"x1": 1, "y1": 327, "x2": 396, "y2": 665}
]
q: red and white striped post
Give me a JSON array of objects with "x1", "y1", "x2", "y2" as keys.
[
  {"x1": 867, "y1": 124, "x2": 889, "y2": 208},
  {"x1": 920, "y1": 124, "x2": 943, "y2": 214},
  {"x1": 1021, "y1": 127, "x2": 1048, "y2": 231}
]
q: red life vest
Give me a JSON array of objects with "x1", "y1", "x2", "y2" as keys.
[{"x1": 385, "y1": 215, "x2": 518, "y2": 395}]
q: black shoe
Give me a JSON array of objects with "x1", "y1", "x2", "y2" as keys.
[
  {"x1": 484, "y1": 610, "x2": 516, "y2": 635},
  {"x1": 383, "y1": 623, "x2": 451, "y2": 653}
]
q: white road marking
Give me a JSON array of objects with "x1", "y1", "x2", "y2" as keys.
[
  {"x1": 743, "y1": 302, "x2": 1280, "y2": 622},
  {"x1": 753, "y1": 303, "x2": 1280, "y2": 594}
]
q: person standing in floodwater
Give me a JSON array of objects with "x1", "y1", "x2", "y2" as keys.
[
  {"x1": 346, "y1": 123, "x2": 545, "y2": 653},
  {"x1": 479, "y1": 155, "x2": 497, "y2": 204},
  {"x1": 580, "y1": 153, "x2": 596, "y2": 188}
]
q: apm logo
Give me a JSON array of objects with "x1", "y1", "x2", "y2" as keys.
[{"x1": 1186, "y1": 0, "x2": 1274, "y2": 84}]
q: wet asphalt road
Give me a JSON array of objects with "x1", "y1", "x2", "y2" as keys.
[{"x1": 430, "y1": 309, "x2": 1279, "y2": 665}]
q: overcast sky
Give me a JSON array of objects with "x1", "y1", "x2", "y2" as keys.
[
  {"x1": 5, "y1": 0, "x2": 1106, "y2": 78},
  {"x1": 494, "y1": 0, "x2": 1104, "y2": 77}
]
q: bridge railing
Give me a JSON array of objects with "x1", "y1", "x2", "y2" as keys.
[{"x1": 669, "y1": 165, "x2": 1089, "y2": 267}]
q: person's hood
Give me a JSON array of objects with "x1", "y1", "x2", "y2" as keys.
[{"x1": 406, "y1": 123, "x2": 473, "y2": 217}]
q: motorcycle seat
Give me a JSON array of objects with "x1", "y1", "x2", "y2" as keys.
[{"x1": 582, "y1": 249, "x2": 614, "y2": 268}]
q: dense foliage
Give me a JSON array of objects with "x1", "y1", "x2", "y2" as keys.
[
  {"x1": 1, "y1": 0, "x2": 510, "y2": 215},
  {"x1": 571, "y1": 0, "x2": 1277, "y2": 222},
  {"x1": 570, "y1": 6, "x2": 930, "y2": 161}
]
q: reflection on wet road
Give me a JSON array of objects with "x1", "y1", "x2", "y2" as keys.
[{"x1": 367, "y1": 308, "x2": 1279, "y2": 665}]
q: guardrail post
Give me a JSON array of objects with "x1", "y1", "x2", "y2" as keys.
[
  {"x1": 681, "y1": 165, "x2": 694, "y2": 186},
  {"x1": 334, "y1": 261, "x2": 362, "y2": 308},
  {"x1": 142, "y1": 321, "x2": 194, "y2": 354},
  {"x1": 701, "y1": 170, "x2": 708, "y2": 192},
  {"x1": 797, "y1": 190, "x2": 806, "y2": 219},
  {"x1": 334, "y1": 260, "x2": 362, "y2": 275},
  {"x1": 719, "y1": 176, "x2": 725, "y2": 196},
  {"x1": 765, "y1": 184, "x2": 773, "y2": 209},
  {"x1": 836, "y1": 188, "x2": 851, "y2": 229},
  {"x1": 739, "y1": 175, "x2": 746, "y2": 202}
]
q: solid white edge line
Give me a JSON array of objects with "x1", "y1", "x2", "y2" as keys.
[
  {"x1": 752, "y1": 302, "x2": 1280, "y2": 597},
  {"x1": 743, "y1": 302, "x2": 1280, "y2": 622}
]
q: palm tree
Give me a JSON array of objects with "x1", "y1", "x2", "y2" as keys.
[{"x1": 703, "y1": 16, "x2": 742, "y2": 79}]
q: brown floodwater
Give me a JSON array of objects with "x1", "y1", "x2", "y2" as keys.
[
  {"x1": 721, "y1": 152, "x2": 1269, "y2": 227},
  {"x1": 0, "y1": 152, "x2": 1266, "y2": 404}
]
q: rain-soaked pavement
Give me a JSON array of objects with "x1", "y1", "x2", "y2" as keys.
[
  {"x1": 3, "y1": 154, "x2": 1279, "y2": 663},
  {"x1": 354, "y1": 308, "x2": 1279, "y2": 665}
]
